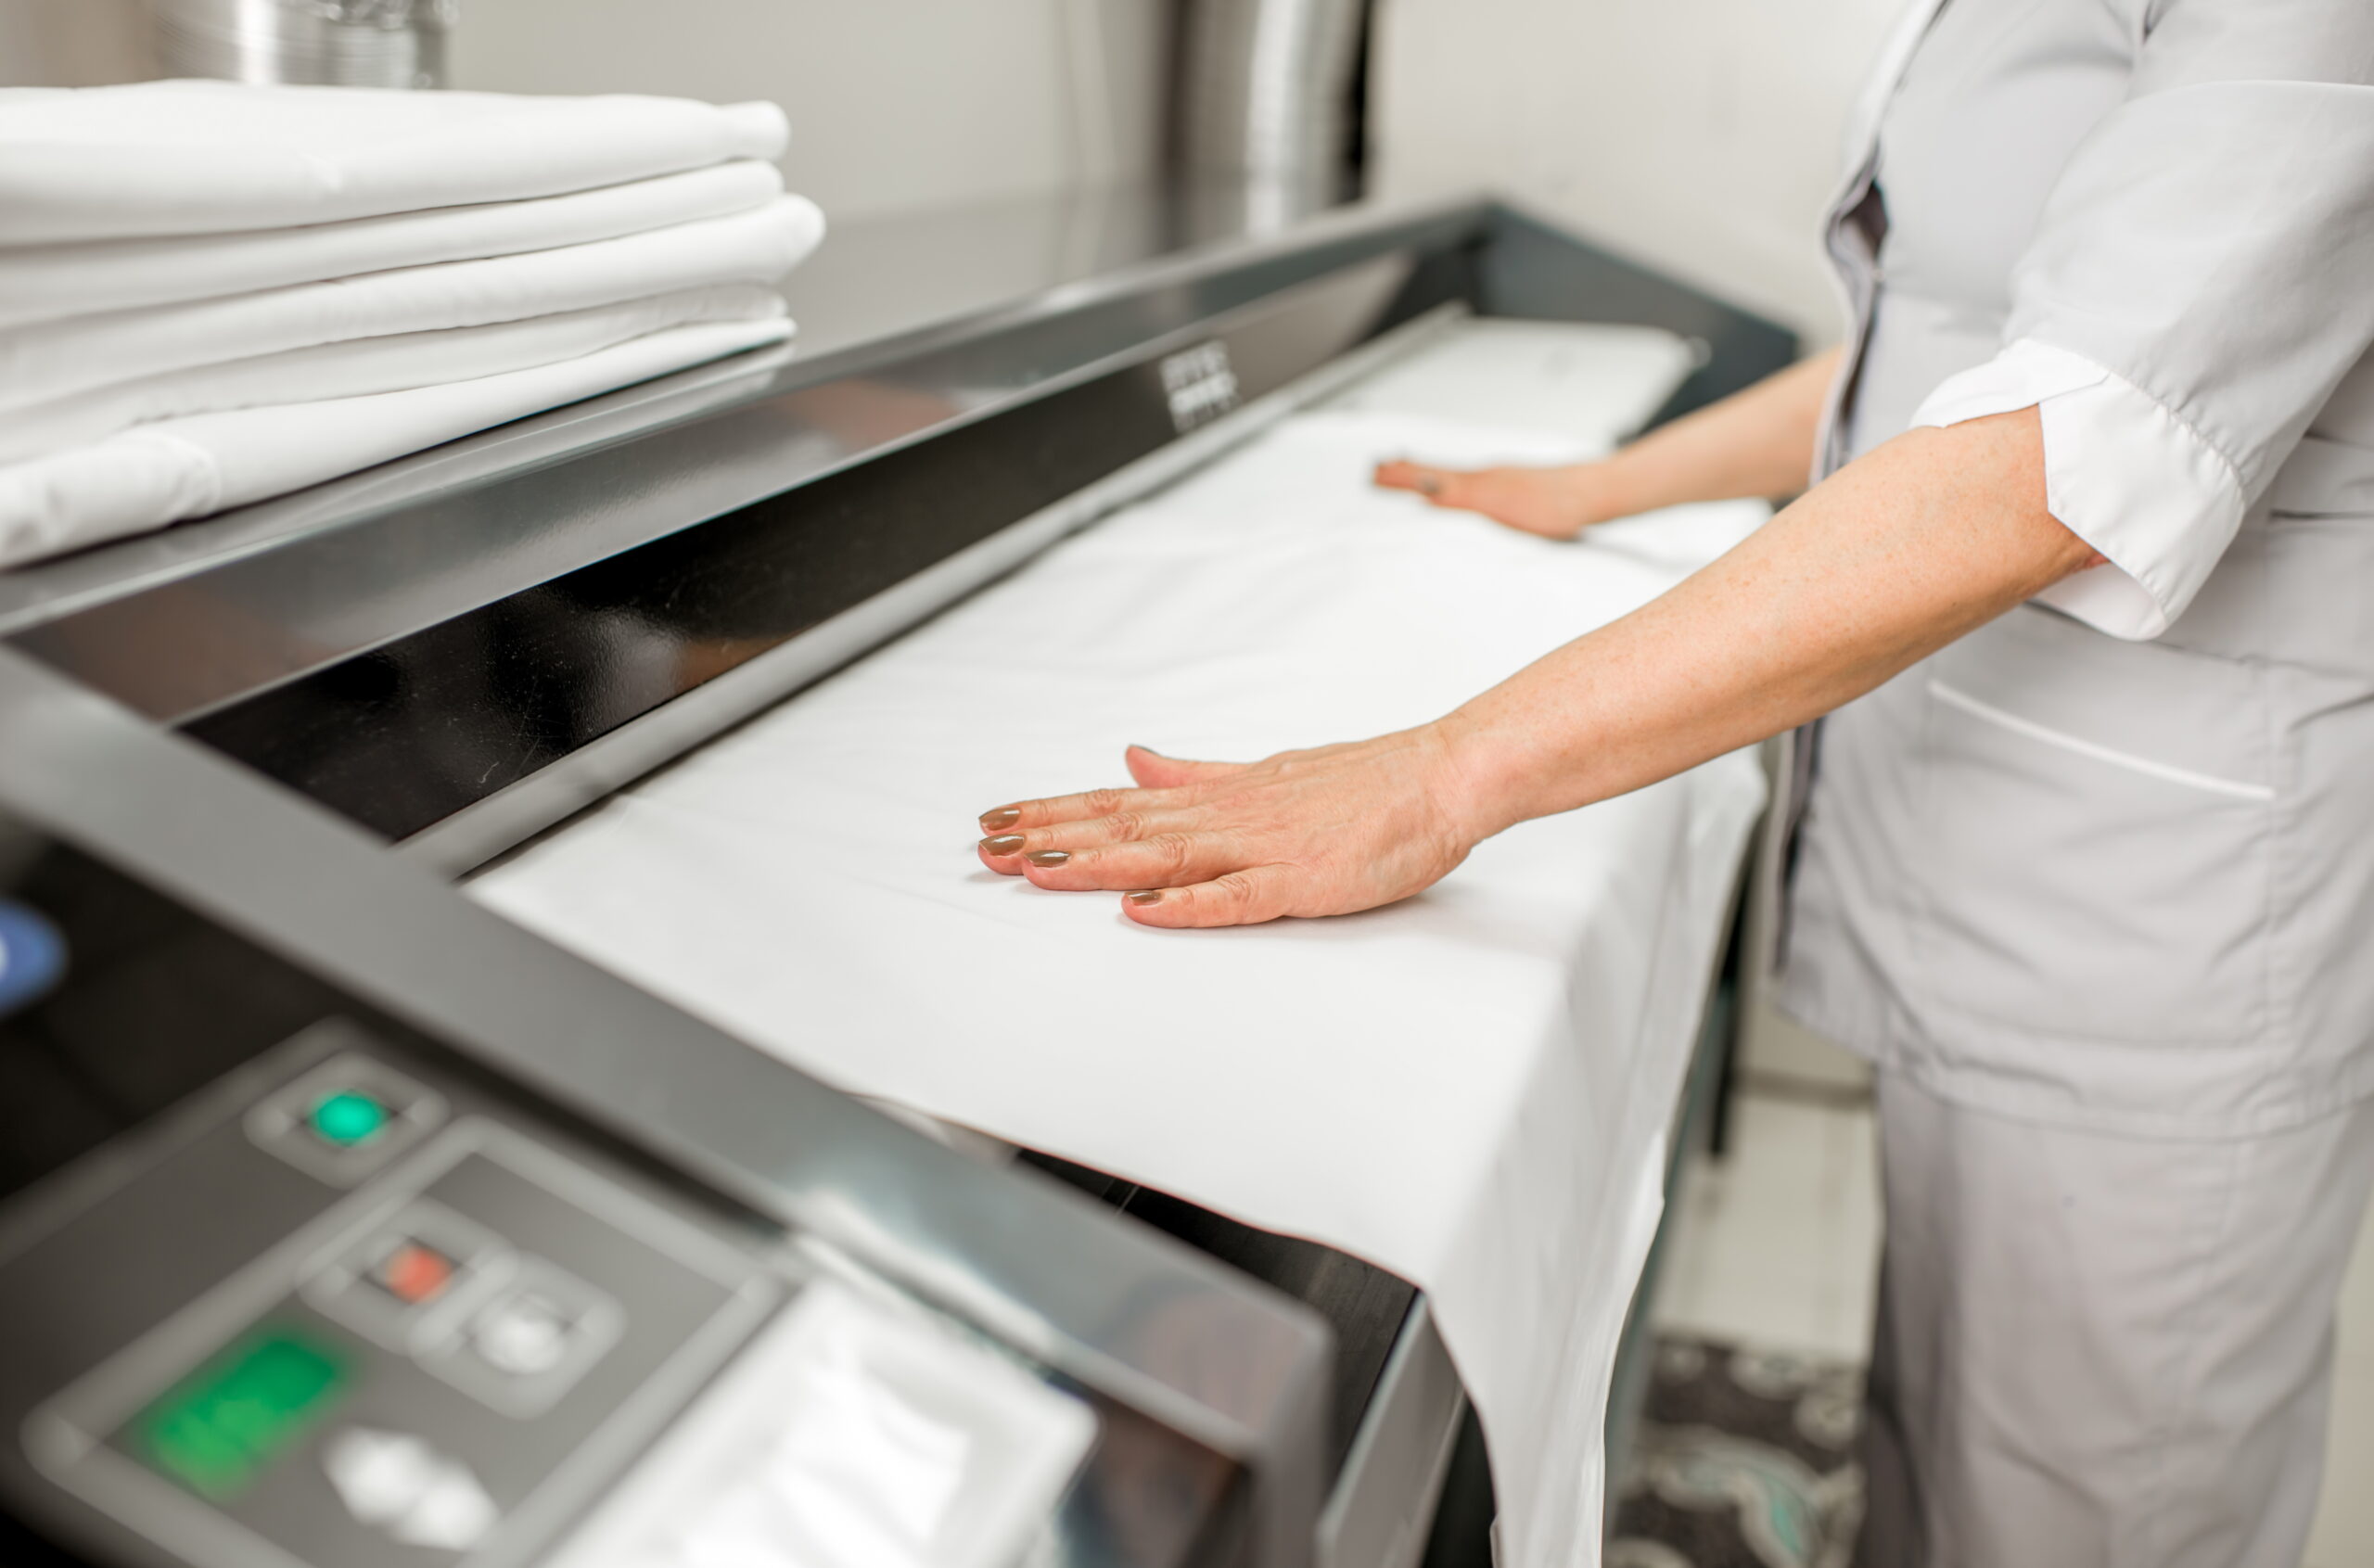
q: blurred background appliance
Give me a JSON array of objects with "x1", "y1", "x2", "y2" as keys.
[
  {"x1": 1170, "y1": 0, "x2": 1372, "y2": 226},
  {"x1": 151, "y1": 0, "x2": 456, "y2": 89}
]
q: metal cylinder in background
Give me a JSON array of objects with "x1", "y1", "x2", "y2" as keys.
[
  {"x1": 1172, "y1": 0, "x2": 1370, "y2": 228},
  {"x1": 152, "y1": 0, "x2": 457, "y2": 89}
]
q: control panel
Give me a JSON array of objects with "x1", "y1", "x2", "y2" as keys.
[{"x1": 4, "y1": 1021, "x2": 778, "y2": 1568}]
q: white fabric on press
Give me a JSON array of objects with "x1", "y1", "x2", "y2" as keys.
[
  {"x1": 0, "y1": 159, "x2": 785, "y2": 334},
  {"x1": 0, "y1": 80, "x2": 789, "y2": 246},
  {"x1": 0, "y1": 316, "x2": 791, "y2": 568},
  {"x1": 469, "y1": 398, "x2": 1768, "y2": 1568},
  {"x1": 0, "y1": 285, "x2": 786, "y2": 465},
  {"x1": 1323, "y1": 318, "x2": 1700, "y2": 444},
  {"x1": 0, "y1": 196, "x2": 823, "y2": 416}
]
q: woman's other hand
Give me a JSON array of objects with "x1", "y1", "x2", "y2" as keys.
[
  {"x1": 1371, "y1": 458, "x2": 1611, "y2": 540},
  {"x1": 1371, "y1": 346, "x2": 1846, "y2": 542},
  {"x1": 975, "y1": 733, "x2": 1491, "y2": 928}
]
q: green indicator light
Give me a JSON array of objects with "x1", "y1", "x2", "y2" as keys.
[
  {"x1": 310, "y1": 1090, "x2": 389, "y2": 1148},
  {"x1": 135, "y1": 1331, "x2": 350, "y2": 1498}
]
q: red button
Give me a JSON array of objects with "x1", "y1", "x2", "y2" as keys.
[{"x1": 373, "y1": 1241, "x2": 456, "y2": 1306}]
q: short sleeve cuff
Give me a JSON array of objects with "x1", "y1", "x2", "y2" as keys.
[{"x1": 1908, "y1": 338, "x2": 2246, "y2": 641}]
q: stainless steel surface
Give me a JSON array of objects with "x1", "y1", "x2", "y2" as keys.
[
  {"x1": 785, "y1": 181, "x2": 1382, "y2": 360},
  {"x1": 414, "y1": 301, "x2": 1466, "y2": 878},
  {"x1": 1317, "y1": 1302, "x2": 1463, "y2": 1568},
  {"x1": 0, "y1": 647, "x2": 1334, "y2": 1567},
  {"x1": 1174, "y1": 0, "x2": 1370, "y2": 227},
  {"x1": 154, "y1": 0, "x2": 456, "y2": 88}
]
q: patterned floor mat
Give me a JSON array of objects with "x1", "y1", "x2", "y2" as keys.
[{"x1": 1605, "y1": 1335, "x2": 1867, "y2": 1568}]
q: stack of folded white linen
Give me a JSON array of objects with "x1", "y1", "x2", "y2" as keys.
[{"x1": 0, "y1": 79, "x2": 826, "y2": 569}]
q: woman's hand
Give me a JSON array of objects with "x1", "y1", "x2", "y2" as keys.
[
  {"x1": 975, "y1": 731, "x2": 1491, "y2": 928},
  {"x1": 1370, "y1": 347, "x2": 1848, "y2": 541},
  {"x1": 1371, "y1": 458, "x2": 1614, "y2": 540}
]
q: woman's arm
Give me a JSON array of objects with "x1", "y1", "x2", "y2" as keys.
[
  {"x1": 976, "y1": 405, "x2": 2101, "y2": 927},
  {"x1": 1372, "y1": 346, "x2": 1840, "y2": 538}
]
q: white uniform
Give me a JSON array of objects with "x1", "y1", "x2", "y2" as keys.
[{"x1": 1772, "y1": 1, "x2": 2374, "y2": 1562}]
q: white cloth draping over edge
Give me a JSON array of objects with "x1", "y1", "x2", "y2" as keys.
[
  {"x1": 0, "y1": 317, "x2": 792, "y2": 567},
  {"x1": 470, "y1": 381, "x2": 1768, "y2": 1568},
  {"x1": 0, "y1": 81, "x2": 789, "y2": 245},
  {"x1": 0, "y1": 159, "x2": 786, "y2": 333},
  {"x1": 0, "y1": 196, "x2": 824, "y2": 415}
]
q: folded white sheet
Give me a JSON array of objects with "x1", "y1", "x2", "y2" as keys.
[
  {"x1": 0, "y1": 317, "x2": 792, "y2": 568},
  {"x1": 0, "y1": 81, "x2": 790, "y2": 246},
  {"x1": 0, "y1": 159, "x2": 785, "y2": 333},
  {"x1": 471, "y1": 402, "x2": 1768, "y2": 1568},
  {"x1": 0, "y1": 196, "x2": 824, "y2": 415},
  {"x1": 0, "y1": 285, "x2": 786, "y2": 465}
]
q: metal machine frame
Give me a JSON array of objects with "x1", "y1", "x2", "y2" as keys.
[
  {"x1": 0, "y1": 189, "x2": 1796, "y2": 1568},
  {"x1": 0, "y1": 648, "x2": 1331, "y2": 1568}
]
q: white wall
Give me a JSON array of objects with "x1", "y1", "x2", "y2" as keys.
[
  {"x1": 451, "y1": 0, "x2": 1172, "y2": 224},
  {"x1": 1372, "y1": 0, "x2": 1906, "y2": 342},
  {"x1": 0, "y1": 0, "x2": 155, "y2": 84},
  {"x1": 0, "y1": 0, "x2": 1168, "y2": 225}
]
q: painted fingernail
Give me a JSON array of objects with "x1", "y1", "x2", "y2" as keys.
[
  {"x1": 979, "y1": 807, "x2": 1021, "y2": 830},
  {"x1": 981, "y1": 835, "x2": 1026, "y2": 855},
  {"x1": 1026, "y1": 850, "x2": 1070, "y2": 867},
  {"x1": 1127, "y1": 890, "x2": 1164, "y2": 905}
]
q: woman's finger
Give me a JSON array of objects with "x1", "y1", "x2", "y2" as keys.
[
  {"x1": 976, "y1": 783, "x2": 1185, "y2": 835},
  {"x1": 1015, "y1": 830, "x2": 1253, "y2": 892},
  {"x1": 976, "y1": 803, "x2": 1212, "y2": 864},
  {"x1": 1121, "y1": 864, "x2": 1304, "y2": 928},
  {"x1": 1373, "y1": 458, "x2": 1461, "y2": 501}
]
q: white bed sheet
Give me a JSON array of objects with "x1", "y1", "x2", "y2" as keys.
[
  {"x1": 469, "y1": 386, "x2": 1768, "y2": 1568},
  {"x1": 0, "y1": 81, "x2": 788, "y2": 246},
  {"x1": 0, "y1": 318, "x2": 791, "y2": 568},
  {"x1": 0, "y1": 285, "x2": 785, "y2": 465},
  {"x1": 1322, "y1": 317, "x2": 1700, "y2": 444},
  {"x1": 0, "y1": 160, "x2": 785, "y2": 334},
  {"x1": 0, "y1": 197, "x2": 823, "y2": 416}
]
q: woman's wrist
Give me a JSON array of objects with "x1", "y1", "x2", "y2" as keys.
[
  {"x1": 1422, "y1": 704, "x2": 1548, "y2": 845},
  {"x1": 1572, "y1": 449, "x2": 1662, "y2": 529}
]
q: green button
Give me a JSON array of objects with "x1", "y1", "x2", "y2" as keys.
[
  {"x1": 136, "y1": 1331, "x2": 350, "y2": 1498},
  {"x1": 309, "y1": 1090, "x2": 389, "y2": 1148}
]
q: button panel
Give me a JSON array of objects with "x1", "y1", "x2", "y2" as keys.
[
  {"x1": 322, "y1": 1427, "x2": 500, "y2": 1552},
  {"x1": 421, "y1": 1259, "x2": 623, "y2": 1420},
  {"x1": 21, "y1": 1039, "x2": 778, "y2": 1568},
  {"x1": 303, "y1": 1202, "x2": 511, "y2": 1354},
  {"x1": 247, "y1": 1036, "x2": 447, "y2": 1186}
]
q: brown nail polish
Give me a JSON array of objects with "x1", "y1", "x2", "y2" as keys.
[
  {"x1": 1026, "y1": 850, "x2": 1070, "y2": 868},
  {"x1": 1127, "y1": 890, "x2": 1163, "y2": 905},
  {"x1": 979, "y1": 807, "x2": 1021, "y2": 830},
  {"x1": 981, "y1": 835, "x2": 1026, "y2": 855}
]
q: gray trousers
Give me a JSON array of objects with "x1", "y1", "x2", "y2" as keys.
[{"x1": 1855, "y1": 1074, "x2": 2374, "y2": 1568}]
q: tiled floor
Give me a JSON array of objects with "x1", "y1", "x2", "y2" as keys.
[{"x1": 1653, "y1": 1009, "x2": 2374, "y2": 1568}]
